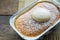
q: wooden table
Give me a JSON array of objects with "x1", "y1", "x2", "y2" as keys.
[{"x1": 0, "y1": 16, "x2": 60, "y2": 40}]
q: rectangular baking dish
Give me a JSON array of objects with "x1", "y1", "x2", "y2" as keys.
[{"x1": 9, "y1": 0, "x2": 60, "y2": 40}]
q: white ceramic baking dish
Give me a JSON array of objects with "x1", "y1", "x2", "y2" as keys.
[{"x1": 9, "y1": 0, "x2": 60, "y2": 40}]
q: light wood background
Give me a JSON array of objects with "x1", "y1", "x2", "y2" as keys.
[
  {"x1": 0, "y1": 0, "x2": 19, "y2": 15},
  {"x1": 0, "y1": 0, "x2": 35, "y2": 15}
]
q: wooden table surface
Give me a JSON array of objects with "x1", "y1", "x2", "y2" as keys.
[
  {"x1": 0, "y1": 0, "x2": 18, "y2": 15},
  {"x1": 0, "y1": 16, "x2": 60, "y2": 40}
]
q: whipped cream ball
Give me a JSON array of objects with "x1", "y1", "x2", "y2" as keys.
[{"x1": 31, "y1": 7, "x2": 51, "y2": 22}]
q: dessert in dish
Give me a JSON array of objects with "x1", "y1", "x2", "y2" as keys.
[{"x1": 15, "y1": 2, "x2": 60, "y2": 37}]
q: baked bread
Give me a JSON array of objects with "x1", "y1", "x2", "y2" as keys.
[{"x1": 15, "y1": 2, "x2": 60, "y2": 37}]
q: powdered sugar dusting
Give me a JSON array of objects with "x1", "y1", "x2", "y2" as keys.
[{"x1": 15, "y1": 2, "x2": 60, "y2": 37}]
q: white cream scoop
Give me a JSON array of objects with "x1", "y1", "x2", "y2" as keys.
[{"x1": 31, "y1": 7, "x2": 51, "y2": 22}]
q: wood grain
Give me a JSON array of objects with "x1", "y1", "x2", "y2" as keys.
[
  {"x1": 0, "y1": 0, "x2": 18, "y2": 15},
  {"x1": 0, "y1": 16, "x2": 23, "y2": 40},
  {"x1": 0, "y1": 0, "x2": 35, "y2": 15}
]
